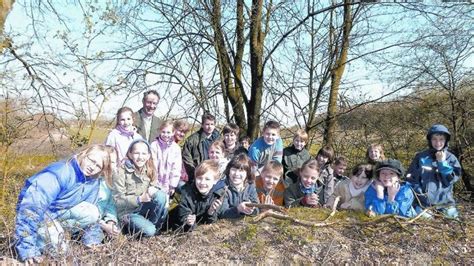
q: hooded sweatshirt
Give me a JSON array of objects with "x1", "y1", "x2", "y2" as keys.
[{"x1": 406, "y1": 124, "x2": 461, "y2": 207}]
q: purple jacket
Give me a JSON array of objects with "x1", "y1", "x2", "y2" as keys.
[{"x1": 151, "y1": 138, "x2": 182, "y2": 193}]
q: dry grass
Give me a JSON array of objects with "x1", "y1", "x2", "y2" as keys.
[{"x1": 1, "y1": 203, "x2": 472, "y2": 264}]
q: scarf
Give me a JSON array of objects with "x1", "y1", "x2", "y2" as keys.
[
  {"x1": 348, "y1": 181, "x2": 370, "y2": 197},
  {"x1": 116, "y1": 125, "x2": 134, "y2": 138},
  {"x1": 300, "y1": 182, "x2": 316, "y2": 195}
]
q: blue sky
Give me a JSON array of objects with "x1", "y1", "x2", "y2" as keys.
[{"x1": 3, "y1": 1, "x2": 472, "y2": 126}]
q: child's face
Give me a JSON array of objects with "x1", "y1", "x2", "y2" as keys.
[
  {"x1": 224, "y1": 132, "x2": 237, "y2": 147},
  {"x1": 195, "y1": 171, "x2": 219, "y2": 195},
  {"x1": 241, "y1": 140, "x2": 250, "y2": 149},
  {"x1": 174, "y1": 126, "x2": 188, "y2": 142},
  {"x1": 129, "y1": 142, "x2": 151, "y2": 169},
  {"x1": 160, "y1": 125, "x2": 174, "y2": 143},
  {"x1": 369, "y1": 148, "x2": 381, "y2": 161},
  {"x1": 316, "y1": 154, "x2": 329, "y2": 166},
  {"x1": 261, "y1": 170, "x2": 281, "y2": 191},
  {"x1": 350, "y1": 171, "x2": 370, "y2": 189},
  {"x1": 379, "y1": 169, "x2": 399, "y2": 187},
  {"x1": 118, "y1": 111, "x2": 134, "y2": 131},
  {"x1": 300, "y1": 167, "x2": 319, "y2": 189},
  {"x1": 293, "y1": 137, "x2": 306, "y2": 151},
  {"x1": 431, "y1": 134, "x2": 446, "y2": 151},
  {"x1": 208, "y1": 146, "x2": 224, "y2": 160},
  {"x1": 263, "y1": 128, "x2": 279, "y2": 145},
  {"x1": 334, "y1": 163, "x2": 347, "y2": 176},
  {"x1": 202, "y1": 119, "x2": 216, "y2": 136},
  {"x1": 229, "y1": 167, "x2": 247, "y2": 188},
  {"x1": 81, "y1": 150, "x2": 106, "y2": 177}
]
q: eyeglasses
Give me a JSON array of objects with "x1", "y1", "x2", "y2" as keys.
[{"x1": 86, "y1": 155, "x2": 103, "y2": 171}]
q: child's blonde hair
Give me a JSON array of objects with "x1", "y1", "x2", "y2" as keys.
[
  {"x1": 195, "y1": 160, "x2": 220, "y2": 180},
  {"x1": 159, "y1": 120, "x2": 174, "y2": 132},
  {"x1": 224, "y1": 153, "x2": 255, "y2": 183},
  {"x1": 366, "y1": 143, "x2": 386, "y2": 164},
  {"x1": 126, "y1": 140, "x2": 156, "y2": 181},
  {"x1": 75, "y1": 144, "x2": 113, "y2": 182},
  {"x1": 173, "y1": 119, "x2": 189, "y2": 132},
  {"x1": 261, "y1": 161, "x2": 284, "y2": 179},
  {"x1": 294, "y1": 129, "x2": 308, "y2": 142},
  {"x1": 209, "y1": 140, "x2": 225, "y2": 153},
  {"x1": 115, "y1": 107, "x2": 133, "y2": 126},
  {"x1": 298, "y1": 159, "x2": 320, "y2": 179}
]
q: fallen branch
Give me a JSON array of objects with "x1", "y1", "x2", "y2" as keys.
[
  {"x1": 253, "y1": 210, "x2": 336, "y2": 227},
  {"x1": 246, "y1": 203, "x2": 288, "y2": 214},
  {"x1": 323, "y1": 196, "x2": 340, "y2": 222}
]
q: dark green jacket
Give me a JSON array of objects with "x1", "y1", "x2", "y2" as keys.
[
  {"x1": 134, "y1": 108, "x2": 161, "y2": 143},
  {"x1": 182, "y1": 128, "x2": 220, "y2": 181},
  {"x1": 284, "y1": 179, "x2": 324, "y2": 208},
  {"x1": 282, "y1": 145, "x2": 311, "y2": 174}
]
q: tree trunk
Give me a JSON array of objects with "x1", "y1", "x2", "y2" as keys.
[
  {"x1": 324, "y1": 0, "x2": 352, "y2": 146},
  {"x1": 210, "y1": 0, "x2": 247, "y2": 131},
  {"x1": 248, "y1": 0, "x2": 265, "y2": 140},
  {"x1": 0, "y1": 0, "x2": 15, "y2": 51}
]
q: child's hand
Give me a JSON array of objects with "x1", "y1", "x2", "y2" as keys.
[
  {"x1": 435, "y1": 151, "x2": 446, "y2": 162},
  {"x1": 387, "y1": 182, "x2": 400, "y2": 202},
  {"x1": 264, "y1": 195, "x2": 274, "y2": 205},
  {"x1": 208, "y1": 198, "x2": 223, "y2": 215},
  {"x1": 139, "y1": 191, "x2": 152, "y2": 203},
  {"x1": 304, "y1": 193, "x2": 319, "y2": 206},
  {"x1": 237, "y1": 201, "x2": 255, "y2": 215},
  {"x1": 186, "y1": 214, "x2": 196, "y2": 225},
  {"x1": 101, "y1": 221, "x2": 120, "y2": 237},
  {"x1": 374, "y1": 180, "x2": 385, "y2": 199}
]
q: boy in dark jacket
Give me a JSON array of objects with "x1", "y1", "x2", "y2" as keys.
[
  {"x1": 282, "y1": 129, "x2": 311, "y2": 185},
  {"x1": 182, "y1": 113, "x2": 220, "y2": 181},
  {"x1": 170, "y1": 160, "x2": 225, "y2": 232},
  {"x1": 406, "y1": 124, "x2": 462, "y2": 218}
]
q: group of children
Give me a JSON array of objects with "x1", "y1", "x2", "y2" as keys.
[{"x1": 13, "y1": 102, "x2": 462, "y2": 263}]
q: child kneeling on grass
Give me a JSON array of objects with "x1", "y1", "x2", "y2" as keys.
[
  {"x1": 111, "y1": 139, "x2": 168, "y2": 237},
  {"x1": 255, "y1": 161, "x2": 285, "y2": 206},
  {"x1": 325, "y1": 164, "x2": 373, "y2": 211},
  {"x1": 365, "y1": 159, "x2": 416, "y2": 217},
  {"x1": 169, "y1": 160, "x2": 226, "y2": 232},
  {"x1": 14, "y1": 144, "x2": 113, "y2": 263},
  {"x1": 284, "y1": 159, "x2": 323, "y2": 208}
]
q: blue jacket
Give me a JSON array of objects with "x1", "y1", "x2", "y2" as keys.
[
  {"x1": 97, "y1": 179, "x2": 118, "y2": 223},
  {"x1": 406, "y1": 124, "x2": 461, "y2": 207},
  {"x1": 218, "y1": 180, "x2": 259, "y2": 219},
  {"x1": 248, "y1": 137, "x2": 283, "y2": 170},
  {"x1": 364, "y1": 183, "x2": 416, "y2": 218},
  {"x1": 15, "y1": 158, "x2": 100, "y2": 261}
]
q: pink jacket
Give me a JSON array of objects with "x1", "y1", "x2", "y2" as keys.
[
  {"x1": 105, "y1": 128, "x2": 142, "y2": 165},
  {"x1": 150, "y1": 138, "x2": 182, "y2": 194}
]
